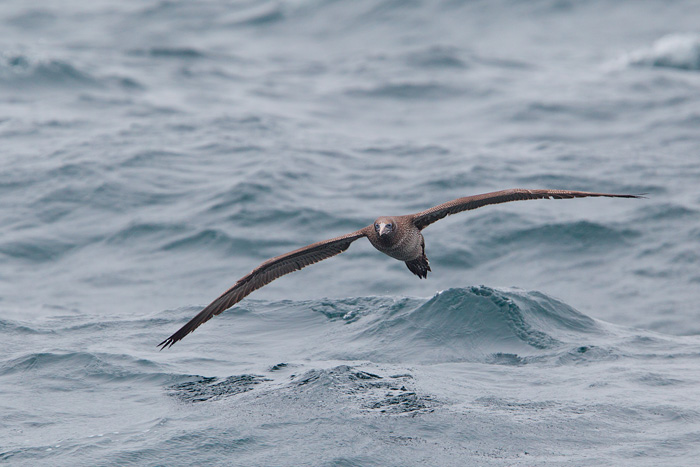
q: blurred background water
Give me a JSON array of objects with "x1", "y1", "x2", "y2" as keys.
[{"x1": 1, "y1": 1, "x2": 700, "y2": 465}]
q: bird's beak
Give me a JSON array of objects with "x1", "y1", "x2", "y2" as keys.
[{"x1": 378, "y1": 223, "x2": 390, "y2": 236}]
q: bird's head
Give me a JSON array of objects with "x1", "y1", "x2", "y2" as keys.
[{"x1": 373, "y1": 217, "x2": 396, "y2": 238}]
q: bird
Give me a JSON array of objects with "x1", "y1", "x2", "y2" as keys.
[{"x1": 158, "y1": 188, "x2": 641, "y2": 348}]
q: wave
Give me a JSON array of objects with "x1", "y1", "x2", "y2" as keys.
[
  {"x1": 169, "y1": 374, "x2": 270, "y2": 402},
  {"x1": 226, "y1": 2, "x2": 286, "y2": 27},
  {"x1": 620, "y1": 33, "x2": 700, "y2": 71},
  {"x1": 152, "y1": 287, "x2": 696, "y2": 367},
  {"x1": 128, "y1": 47, "x2": 206, "y2": 59},
  {"x1": 319, "y1": 286, "x2": 609, "y2": 364},
  {"x1": 0, "y1": 237, "x2": 79, "y2": 263},
  {"x1": 0, "y1": 52, "x2": 143, "y2": 91},
  {"x1": 481, "y1": 221, "x2": 639, "y2": 252},
  {"x1": 2, "y1": 286, "x2": 698, "y2": 420},
  {"x1": 157, "y1": 286, "x2": 699, "y2": 403},
  {"x1": 0, "y1": 53, "x2": 99, "y2": 89},
  {"x1": 345, "y1": 82, "x2": 467, "y2": 100},
  {"x1": 0, "y1": 319, "x2": 50, "y2": 335},
  {"x1": 2, "y1": 287, "x2": 694, "y2": 388},
  {"x1": 0, "y1": 351, "x2": 170, "y2": 383},
  {"x1": 404, "y1": 45, "x2": 470, "y2": 70}
]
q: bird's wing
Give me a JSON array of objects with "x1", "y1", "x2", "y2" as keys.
[
  {"x1": 412, "y1": 188, "x2": 642, "y2": 230},
  {"x1": 158, "y1": 228, "x2": 370, "y2": 348}
]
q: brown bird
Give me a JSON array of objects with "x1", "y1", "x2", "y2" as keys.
[{"x1": 158, "y1": 188, "x2": 641, "y2": 348}]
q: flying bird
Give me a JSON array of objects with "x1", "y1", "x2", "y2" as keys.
[{"x1": 159, "y1": 188, "x2": 641, "y2": 348}]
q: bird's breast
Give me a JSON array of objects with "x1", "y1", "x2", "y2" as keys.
[{"x1": 369, "y1": 229, "x2": 423, "y2": 261}]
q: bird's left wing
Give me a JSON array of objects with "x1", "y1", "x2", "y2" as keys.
[
  {"x1": 158, "y1": 228, "x2": 370, "y2": 348},
  {"x1": 412, "y1": 188, "x2": 642, "y2": 230}
]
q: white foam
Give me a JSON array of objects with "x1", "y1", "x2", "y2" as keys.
[{"x1": 621, "y1": 33, "x2": 700, "y2": 70}]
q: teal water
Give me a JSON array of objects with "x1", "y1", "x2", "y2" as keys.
[{"x1": 2, "y1": 1, "x2": 700, "y2": 465}]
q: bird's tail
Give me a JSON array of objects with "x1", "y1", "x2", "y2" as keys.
[{"x1": 405, "y1": 254, "x2": 431, "y2": 279}]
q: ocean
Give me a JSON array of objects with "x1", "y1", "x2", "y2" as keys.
[{"x1": 2, "y1": 0, "x2": 700, "y2": 465}]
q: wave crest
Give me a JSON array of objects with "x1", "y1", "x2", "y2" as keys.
[
  {"x1": 621, "y1": 33, "x2": 700, "y2": 71},
  {"x1": 0, "y1": 53, "x2": 98, "y2": 88},
  {"x1": 329, "y1": 286, "x2": 605, "y2": 364}
]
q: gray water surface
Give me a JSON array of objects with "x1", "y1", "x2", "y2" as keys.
[{"x1": 2, "y1": 1, "x2": 700, "y2": 465}]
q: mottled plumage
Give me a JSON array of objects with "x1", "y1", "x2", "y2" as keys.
[{"x1": 158, "y1": 188, "x2": 641, "y2": 348}]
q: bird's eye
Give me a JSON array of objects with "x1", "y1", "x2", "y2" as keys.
[
  {"x1": 374, "y1": 223, "x2": 380, "y2": 229},
  {"x1": 387, "y1": 223, "x2": 393, "y2": 228}
]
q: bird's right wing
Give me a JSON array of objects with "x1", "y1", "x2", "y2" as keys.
[
  {"x1": 412, "y1": 188, "x2": 642, "y2": 230},
  {"x1": 158, "y1": 227, "x2": 370, "y2": 348}
]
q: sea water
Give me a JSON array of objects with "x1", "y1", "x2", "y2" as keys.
[{"x1": 2, "y1": 1, "x2": 700, "y2": 465}]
